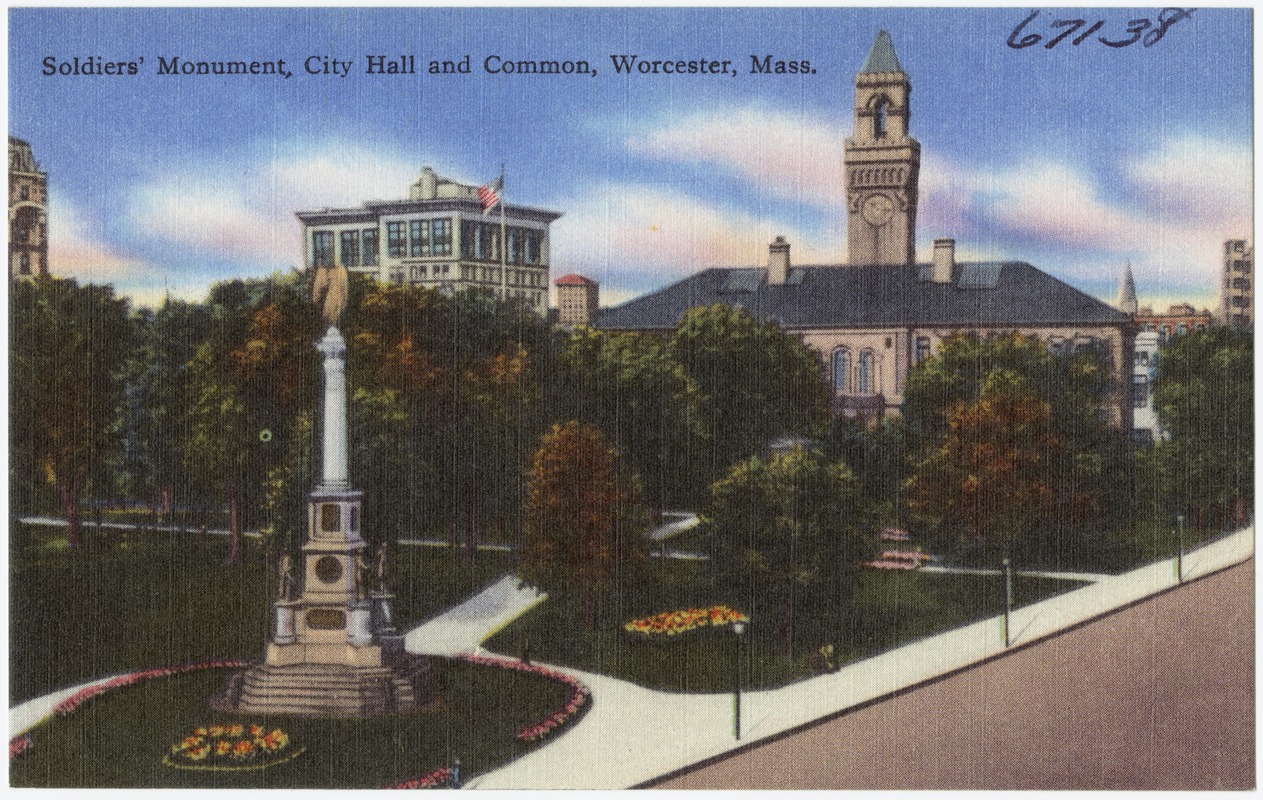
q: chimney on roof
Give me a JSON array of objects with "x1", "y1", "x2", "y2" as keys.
[
  {"x1": 932, "y1": 238, "x2": 955, "y2": 284},
  {"x1": 768, "y1": 236, "x2": 790, "y2": 285}
]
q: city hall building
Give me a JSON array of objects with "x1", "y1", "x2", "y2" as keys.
[
  {"x1": 297, "y1": 167, "x2": 561, "y2": 313},
  {"x1": 592, "y1": 31, "x2": 1135, "y2": 429}
]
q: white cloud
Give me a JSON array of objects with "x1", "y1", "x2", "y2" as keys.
[
  {"x1": 625, "y1": 105, "x2": 848, "y2": 209},
  {"x1": 47, "y1": 195, "x2": 151, "y2": 282},
  {"x1": 127, "y1": 140, "x2": 426, "y2": 267},
  {"x1": 551, "y1": 181, "x2": 844, "y2": 288}
]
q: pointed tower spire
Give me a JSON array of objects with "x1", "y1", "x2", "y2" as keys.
[
  {"x1": 860, "y1": 30, "x2": 904, "y2": 73},
  {"x1": 846, "y1": 30, "x2": 919, "y2": 267},
  {"x1": 1117, "y1": 261, "x2": 1138, "y2": 315}
]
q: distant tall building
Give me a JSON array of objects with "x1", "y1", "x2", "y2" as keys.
[
  {"x1": 1220, "y1": 239, "x2": 1253, "y2": 329},
  {"x1": 1116, "y1": 262, "x2": 1138, "y2": 315},
  {"x1": 296, "y1": 167, "x2": 561, "y2": 314},
  {"x1": 9, "y1": 137, "x2": 48, "y2": 281},
  {"x1": 845, "y1": 30, "x2": 920, "y2": 267},
  {"x1": 555, "y1": 273, "x2": 599, "y2": 326}
]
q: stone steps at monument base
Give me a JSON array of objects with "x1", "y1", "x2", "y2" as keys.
[{"x1": 209, "y1": 658, "x2": 438, "y2": 717}]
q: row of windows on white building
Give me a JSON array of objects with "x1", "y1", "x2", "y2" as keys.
[{"x1": 311, "y1": 219, "x2": 545, "y2": 269}]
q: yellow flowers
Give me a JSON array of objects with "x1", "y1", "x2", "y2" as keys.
[
  {"x1": 624, "y1": 605, "x2": 749, "y2": 637},
  {"x1": 164, "y1": 723, "x2": 301, "y2": 771}
]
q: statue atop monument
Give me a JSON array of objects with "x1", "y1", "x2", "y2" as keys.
[{"x1": 311, "y1": 261, "x2": 349, "y2": 328}]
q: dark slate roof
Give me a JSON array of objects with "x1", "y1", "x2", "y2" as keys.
[
  {"x1": 592, "y1": 262, "x2": 1131, "y2": 331},
  {"x1": 860, "y1": 30, "x2": 903, "y2": 74}
]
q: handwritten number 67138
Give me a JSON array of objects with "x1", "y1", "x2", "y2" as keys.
[{"x1": 1007, "y1": 8, "x2": 1195, "y2": 50}]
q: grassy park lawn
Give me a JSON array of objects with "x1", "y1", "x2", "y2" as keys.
[
  {"x1": 484, "y1": 559, "x2": 1085, "y2": 693},
  {"x1": 10, "y1": 524, "x2": 513, "y2": 703},
  {"x1": 10, "y1": 659, "x2": 566, "y2": 788}
]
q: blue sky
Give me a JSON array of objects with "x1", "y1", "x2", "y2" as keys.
[{"x1": 9, "y1": 7, "x2": 1253, "y2": 311}]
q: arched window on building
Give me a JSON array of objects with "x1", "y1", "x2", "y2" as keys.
[
  {"x1": 915, "y1": 336, "x2": 931, "y2": 364},
  {"x1": 874, "y1": 99, "x2": 889, "y2": 139},
  {"x1": 832, "y1": 348, "x2": 851, "y2": 394},
  {"x1": 858, "y1": 350, "x2": 875, "y2": 394},
  {"x1": 18, "y1": 252, "x2": 31, "y2": 275},
  {"x1": 1175, "y1": 323, "x2": 1188, "y2": 336}
]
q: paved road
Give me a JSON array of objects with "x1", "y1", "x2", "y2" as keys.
[{"x1": 652, "y1": 560, "x2": 1255, "y2": 791}]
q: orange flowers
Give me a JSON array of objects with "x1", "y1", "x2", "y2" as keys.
[
  {"x1": 624, "y1": 605, "x2": 749, "y2": 637},
  {"x1": 164, "y1": 723, "x2": 300, "y2": 771}
]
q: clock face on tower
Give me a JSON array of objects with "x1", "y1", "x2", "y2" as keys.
[{"x1": 862, "y1": 194, "x2": 895, "y2": 227}]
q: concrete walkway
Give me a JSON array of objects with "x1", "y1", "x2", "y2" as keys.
[
  {"x1": 645, "y1": 511, "x2": 701, "y2": 542},
  {"x1": 403, "y1": 574, "x2": 547, "y2": 657},
  {"x1": 467, "y1": 526, "x2": 1254, "y2": 789}
]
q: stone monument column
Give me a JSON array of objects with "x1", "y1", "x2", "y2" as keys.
[{"x1": 317, "y1": 327, "x2": 350, "y2": 491}]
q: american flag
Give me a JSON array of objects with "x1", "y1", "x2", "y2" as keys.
[{"x1": 478, "y1": 176, "x2": 503, "y2": 214}]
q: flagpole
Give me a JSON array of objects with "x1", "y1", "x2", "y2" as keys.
[{"x1": 499, "y1": 171, "x2": 508, "y2": 301}]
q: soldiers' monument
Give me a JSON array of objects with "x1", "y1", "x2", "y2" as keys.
[{"x1": 211, "y1": 262, "x2": 435, "y2": 716}]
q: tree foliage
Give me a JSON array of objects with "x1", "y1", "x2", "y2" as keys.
[
  {"x1": 1153, "y1": 327, "x2": 1253, "y2": 532},
  {"x1": 11, "y1": 277, "x2": 131, "y2": 544},
  {"x1": 551, "y1": 327, "x2": 703, "y2": 512},
  {"x1": 903, "y1": 332, "x2": 1127, "y2": 558},
  {"x1": 668, "y1": 304, "x2": 830, "y2": 491},
  {"x1": 907, "y1": 372, "x2": 1061, "y2": 553},
  {"x1": 521, "y1": 421, "x2": 648, "y2": 627},
  {"x1": 707, "y1": 446, "x2": 866, "y2": 658}
]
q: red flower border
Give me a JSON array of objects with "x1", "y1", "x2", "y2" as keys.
[
  {"x1": 390, "y1": 765, "x2": 453, "y2": 790},
  {"x1": 10, "y1": 659, "x2": 250, "y2": 763},
  {"x1": 459, "y1": 654, "x2": 590, "y2": 741}
]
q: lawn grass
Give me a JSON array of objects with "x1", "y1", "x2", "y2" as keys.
[
  {"x1": 10, "y1": 524, "x2": 513, "y2": 703},
  {"x1": 10, "y1": 658, "x2": 566, "y2": 788},
  {"x1": 483, "y1": 560, "x2": 1085, "y2": 693}
]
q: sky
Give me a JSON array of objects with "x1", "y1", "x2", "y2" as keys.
[{"x1": 8, "y1": 7, "x2": 1254, "y2": 312}]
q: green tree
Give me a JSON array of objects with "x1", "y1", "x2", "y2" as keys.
[
  {"x1": 1154, "y1": 327, "x2": 1253, "y2": 533},
  {"x1": 347, "y1": 284, "x2": 553, "y2": 552},
  {"x1": 708, "y1": 446, "x2": 865, "y2": 658},
  {"x1": 185, "y1": 274, "x2": 319, "y2": 562},
  {"x1": 552, "y1": 327, "x2": 703, "y2": 513},
  {"x1": 11, "y1": 277, "x2": 131, "y2": 545},
  {"x1": 907, "y1": 371, "x2": 1062, "y2": 555},
  {"x1": 521, "y1": 421, "x2": 648, "y2": 628},
  {"x1": 668, "y1": 304, "x2": 830, "y2": 491},
  {"x1": 111, "y1": 298, "x2": 214, "y2": 520}
]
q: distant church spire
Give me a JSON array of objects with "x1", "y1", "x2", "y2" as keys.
[
  {"x1": 845, "y1": 31, "x2": 920, "y2": 267},
  {"x1": 1117, "y1": 261, "x2": 1138, "y2": 315}
]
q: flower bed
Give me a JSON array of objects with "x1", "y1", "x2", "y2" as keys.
[
  {"x1": 9, "y1": 734, "x2": 32, "y2": 760},
  {"x1": 164, "y1": 723, "x2": 304, "y2": 771},
  {"x1": 623, "y1": 605, "x2": 749, "y2": 637},
  {"x1": 390, "y1": 765, "x2": 453, "y2": 789},
  {"x1": 458, "y1": 654, "x2": 590, "y2": 742},
  {"x1": 864, "y1": 550, "x2": 931, "y2": 571},
  {"x1": 52, "y1": 658, "x2": 249, "y2": 718}
]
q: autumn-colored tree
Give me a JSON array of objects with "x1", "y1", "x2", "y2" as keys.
[
  {"x1": 907, "y1": 371, "x2": 1063, "y2": 554},
  {"x1": 521, "y1": 421, "x2": 648, "y2": 628},
  {"x1": 708, "y1": 445, "x2": 866, "y2": 659},
  {"x1": 11, "y1": 277, "x2": 131, "y2": 545},
  {"x1": 902, "y1": 331, "x2": 1127, "y2": 544}
]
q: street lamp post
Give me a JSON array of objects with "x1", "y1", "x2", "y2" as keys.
[
  {"x1": 1176, "y1": 513, "x2": 1185, "y2": 583},
  {"x1": 1002, "y1": 557, "x2": 1013, "y2": 648},
  {"x1": 731, "y1": 619, "x2": 746, "y2": 740}
]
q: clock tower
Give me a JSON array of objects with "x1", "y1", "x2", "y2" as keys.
[{"x1": 845, "y1": 30, "x2": 920, "y2": 267}]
